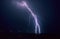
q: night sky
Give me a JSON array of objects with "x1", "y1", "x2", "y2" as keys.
[{"x1": 0, "y1": 0, "x2": 58, "y2": 33}]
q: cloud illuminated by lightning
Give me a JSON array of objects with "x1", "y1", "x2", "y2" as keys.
[{"x1": 17, "y1": 1, "x2": 41, "y2": 34}]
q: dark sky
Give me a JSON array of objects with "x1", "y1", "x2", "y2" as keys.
[{"x1": 0, "y1": 0, "x2": 58, "y2": 33}]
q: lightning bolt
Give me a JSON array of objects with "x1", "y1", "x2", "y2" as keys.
[{"x1": 17, "y1": 1, "x2": 41, "y2": 34}]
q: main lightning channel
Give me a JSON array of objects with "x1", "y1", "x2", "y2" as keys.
[{"x1": 18, "y1": 1, "x2": 41, "y2": 34}]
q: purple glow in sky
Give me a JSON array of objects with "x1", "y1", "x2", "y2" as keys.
[{"x1": 17, "y1": 1, "x2": 41, "y2": 34}]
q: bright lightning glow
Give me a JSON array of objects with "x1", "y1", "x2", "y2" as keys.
[{"x1": 17, "y1": 1, "x2": 41, "y2": 34}]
